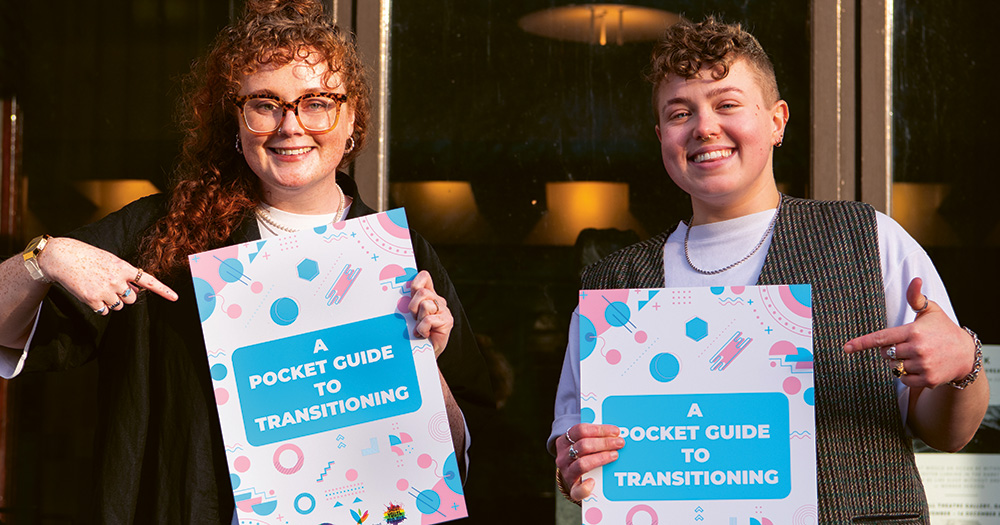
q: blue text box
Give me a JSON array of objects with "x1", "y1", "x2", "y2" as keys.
[
  {"x1": 233, "y1": 313, "x2": 422, "y2": 446},
  {"x1": 603, "y1": 392, "x2": 790, "y2": 501}
]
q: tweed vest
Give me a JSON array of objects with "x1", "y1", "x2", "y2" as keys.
[{"x1": 581, "y1": 196, "x2": 929, "y2": 524}]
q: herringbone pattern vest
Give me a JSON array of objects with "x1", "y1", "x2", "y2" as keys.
[{"x1": 581, "y1": 196, "x2": 928, "y2": 524}]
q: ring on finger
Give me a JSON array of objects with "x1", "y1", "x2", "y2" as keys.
[
  {"x1": 886, "y1": 345, "x2": 897, "y2": 360},
  {"x1": 568, "y1": 444, "x2": 580, "y2": 461},
  {"x1": 133, "y1": 268, "x2": 144, "y2": 283},
  {"x1": 914, "y1": 294, "x2": 929, "y2": 314},
  {"x1": 110, "y1": 300, "x2": 123, "y2": 309},
  {"x1": 94, "y1": 305, "x2": 107, "y2": 314},
  {"x1": 891, "y1": 360, "x2": 907, "y2": 378},
  {"x1": 565, "y1": 429, "x2": 576, "y2": 445},
  {"x1": 121, "y1": 288, "x2": 133, "y2": 298}
]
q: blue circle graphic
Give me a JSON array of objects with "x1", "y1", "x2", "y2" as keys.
[
  {"x1": 604, "y1": 301, "x2": 631, "y2": 327},
  {"x1": 710, "y1": 286, "x2": 725, "y2": 295},
  {"x1": 581, "y1": 407, "x2": 596, "y2": 424},
  {"x1": 192, "y1": 277, "x2": 216, "y2": 322},
  {"x1": 415, "y1": 489, "x2": 441, "y2": 514},
  {"x1": 443, "y1": 452, "x2": 464, "y2": 495},
  {"x1": 270, "y1": 298, "x2": 299, "y2": 326},
  {"x1": 313, "y1": 224, "x2": 328, "y2": 234},
  {"x1": 294, "y1": 493, "x2": 316, "y2": 514},
  {"x1": 218, "y1": 258, "x2": 245, "y2": 283},
  {"x1": 230, "y1": 473, "x2": 240, "y2": 490},
  {"x1": 579, "y1": 315, "x2": 598, "y2": 361},
  {"x1": 649, "y1": 352, "x2": 681, "y2": 383},
  {"x1": 210, "y1": 363, "x2": 228, "y2": 381},
  {"x1": 803, "y1": 387, "x2": 815, "y2": 406}
]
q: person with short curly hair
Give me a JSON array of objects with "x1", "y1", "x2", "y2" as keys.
[
  {"x1": 0, "y1": 1, "x2": 491, "y2": 522},
  {"x1": 550, "y1": 16, "x2": 987, "y2": 523}
]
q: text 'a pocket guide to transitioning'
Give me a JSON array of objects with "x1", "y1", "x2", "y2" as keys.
[
  {"x1": 190, "y1": 209, "x2": 465, "y2": 525},
  {"x1": 579, "y1": 285, "x2": 817, "y2": 524}
]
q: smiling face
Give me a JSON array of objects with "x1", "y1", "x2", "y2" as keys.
[
  {"x1": 654, "y1": 59, "x2": 788, "y2": 223},
  {"x1": 238, "y1": 54, "x2": 355, "y2": 213}
]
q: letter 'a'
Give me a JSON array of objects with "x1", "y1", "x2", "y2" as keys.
[
  {"x1": 687, "y1": 403, "x2": 703, "y2": 417},
  {"x1": 314, "y1": 339, "x2": 329, "y2": 353}
]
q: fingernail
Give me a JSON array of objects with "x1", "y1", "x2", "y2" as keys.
[
  {"x1": 843, "y1": 343, "x2": 854, "y2": 353},
  {"x1": 610, "y1": 450, "x2": 619, "y2": 460},
  {"x1": 614, "y1": 438, "x2": 625, "y2": 447}
]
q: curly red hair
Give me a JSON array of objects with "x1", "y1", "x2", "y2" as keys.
[
  {"x1": 139, "y1": 0, "x2": 371, "y2": 279},
  {"x1": 647, "y1": 16, "x2": 779, "y2": 114}
]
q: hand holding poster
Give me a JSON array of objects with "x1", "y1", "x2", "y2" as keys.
[
  {"x1": 579, "y1": 285, "x2": 817, "y2": 524},
  {"x1": 190, "y1": 209, "x2": 465, "y2": 524}
]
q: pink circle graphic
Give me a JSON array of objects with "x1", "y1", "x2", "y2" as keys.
[
  {"x1": 585, "y1": 507, "x2": 604, "y2": 524},
  {"x1": 397, "y1": 296, "x2": 410, "y2": 314},
  {"x1": 251, "y1": 282, "x2": 264, "y2": 294},
  {"x1": 234, "y1": 456, "x2": 251, "y2": 473},
  {"x1": 272, "y1": 443, "x2": 305, "y2": 475},
  {"x1": 396, "y1": 479, "x2": 409, "y2": 491},
  {"x1": 731, "y1": 286, "x2": 746, "y2": 294},
  {"x1": 226, "y1": 304, "x2": 242, "y2": 319},
  {"x1": 634, "y1": 331, "x2": 648, "y2": 344},
  {"x1": 417, "y1": 454, "x2": 433, "y2": 469},
  {"x1": 783, "y1": 376, "x2": 802, "y2": 395},
  {"x1": 626, "y1": 504, "x2": 658, "y2": 525},
  {"x1": 346, "y1": 469, "x2": 358, "y2": 481},
  {"x1": 606, "y1": 349, "x2": 621, "y2": 365},
  {"x1": 214, "y1": 388, "x2": 229, "y2": 405}
]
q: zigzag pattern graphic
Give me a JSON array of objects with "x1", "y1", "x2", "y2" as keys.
[
  {"x1": 381, "y1": 279, "x2": 410, "y2": 291},
  {"x1": 321, "y1": 232, "x2": 350, "y2": 242},
  {"x1": 317, "y1": 461, "x2": 336, "y2": 482},
  {"x1": 411, "y1": 343, "x2": 433, "y2": 353},
  {"x1": 207, "y1": 350, "x2": 228, "y2": 358},
  {"x1": 580, "y1": 392, "x2": 598, "y2": 402},
  {"x1": 789, "y1": 431, "x2": 813, "y2": 439},
  {"x1": 225, "y1": 443, "x2": 244, "y2": 453},
  {"x1": 718, "y1": 297, "x2": 746, "y2": 305}
]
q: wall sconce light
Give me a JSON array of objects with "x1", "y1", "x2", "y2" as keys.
[
  {"x1": 891, "y1": 182, "x2": 959, "y2": 247},
  {"x1": 390, "y1": 181, "x2": 493, "y2": 244},
  {"x1": 518, "y1": 4, "x2": 680, "y2": 46},
  {"x1": 526, "y1": 181, "x2": 646, "y2": 245},
  {"x1": 74, "y1": 179, "x2": 161, "y2": 223}
]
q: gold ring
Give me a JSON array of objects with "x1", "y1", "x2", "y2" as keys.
[
  {"x1": 891, "y1": 360, "x2": 907, "y2": 378},
  {"x1": 134, "y1": 268, "x2": 144, "y2": 283}
]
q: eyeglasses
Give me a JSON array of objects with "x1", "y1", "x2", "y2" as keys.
[{"x1": 233, "y1": 92, "x2": 348, "y2": 134}]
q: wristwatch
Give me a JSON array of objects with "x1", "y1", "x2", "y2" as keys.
[{"x1": 22, "y1": 234, "x2": 53, "y2": 283}]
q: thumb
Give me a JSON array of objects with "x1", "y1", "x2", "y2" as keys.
[{"x1": 906, "y1": 277, "x2": 930, "y2": 315}]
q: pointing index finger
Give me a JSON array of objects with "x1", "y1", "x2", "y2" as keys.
[
  {"x1": 843, "y1": 326, "x2": 907, "y2": 354},
  {"x1": 134, "y1": 269, "x2": 178, "y2": 301}
]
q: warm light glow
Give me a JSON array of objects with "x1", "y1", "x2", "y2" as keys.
[
  {"x1": 891, "y1": 182, "x2": 958, "y2": 247},
  {"x1": 75, "y1": 179, "x2": 161, "y2": 222},
  {"x1": 518, "y1": 4, "x2": 680, "y2": 46},
  {"x1": 390, "y1": 181, "x2": 492, "y2": 244},
  {"x1": 526, "y1": 181, "x2": 646, "y2": 245}
]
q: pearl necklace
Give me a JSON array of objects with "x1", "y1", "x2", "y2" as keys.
[
  {"x1": 255, "y1": 183, "x2": 345, "y2": 234},
  {"x1": 684, "y1": 194, "x2": 783, "y2": 275}
]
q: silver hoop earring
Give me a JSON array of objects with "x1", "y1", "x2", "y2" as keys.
[
  {"x1": 235, "y1": 133, "x2": 243, "y2": 154},
  {"x1": 344, "y1": 136, "x2": 355, "y2": 154}
]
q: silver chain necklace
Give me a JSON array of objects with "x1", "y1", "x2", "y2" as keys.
[
  {"x1": 254, "y1": 183, "x2": 345, "y2": 234},
  {"x1": 684, "y1": 194, "x2": 783, "y2": 275}
]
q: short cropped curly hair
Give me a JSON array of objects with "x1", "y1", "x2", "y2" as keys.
[{"x1": 647, "y1": 16, "x2": 779, "y2": 114}]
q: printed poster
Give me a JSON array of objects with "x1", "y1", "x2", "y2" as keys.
[
  {"x1": 189, "y1": 209, "x2": 465, "y2": 525},
  {"x1": 916, "y1": 343, "x2": 1000, "y2": 524},
  {"x1": 579, "y1": 285, "x2": 817, "y2": 524}
]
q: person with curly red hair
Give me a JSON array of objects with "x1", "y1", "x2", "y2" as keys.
[{"x1": 0, "y1": 1, "x2": 491, "y2": 522}]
